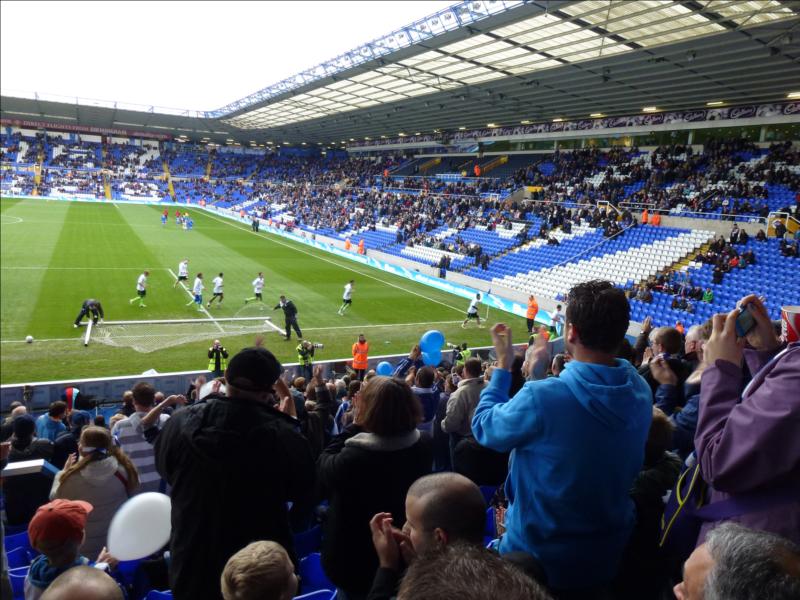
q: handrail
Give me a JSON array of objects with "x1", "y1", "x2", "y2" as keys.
[
  {"x1": 618, "y1": 200, "x2": 767, "y2": 224},
  {"x1": 768, "y1": 211, "x2": 800, "y2": 236},
  {"x1": 597, "y1": 200, "x2": 621, "y2": 215}
]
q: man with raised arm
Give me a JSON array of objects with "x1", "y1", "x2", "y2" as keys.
[{"x1": 472, "y1": 280, "x2": 652, "y2": 597}]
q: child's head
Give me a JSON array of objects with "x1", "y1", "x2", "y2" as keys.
[
  {"x1": 221, "y1": 541, "x2": 297, "y2": 600},
  {"x1": 28, "y1": 500, "x2": 93, "y2": 566}
]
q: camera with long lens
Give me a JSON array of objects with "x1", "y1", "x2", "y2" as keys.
[
  {"x1": 313, "y1": 343, "x2": 324, "y2": 349},
  {"x1": 446, "y1": 342, "x2": 460, "y2": 350}
]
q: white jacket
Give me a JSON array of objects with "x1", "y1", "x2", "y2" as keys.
[
  {"x1": 50, "y1": 456, "x2": 136, "y2": 558},
  {"x1": 441, "y1": 377, "x2": 486, "y2": 438}
]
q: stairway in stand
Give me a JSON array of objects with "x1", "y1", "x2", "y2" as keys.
[
  {"x1": 163, "y1": 160, "x2": 176, "y2": 201},
  {"x1": 32, "y1": 149, "x2": 44, "y2": 196}
]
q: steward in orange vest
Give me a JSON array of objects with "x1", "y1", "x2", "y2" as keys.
[
  {"x1": 358, "y1": 239, "x2": 365, "y2": 255},
  {"x1": 526, "y1": 295, "x2": 539, "y2": 334},
  {"x1": 651, "y1": 212, "x2": 661, "y2": 226},
  {"x1": 344, "y1": 238, "x2": 352, "y2": 251},
  {"x1": 641, "y1": 209, "x2": 649, "y2": 224},
  {"x1": 352, "y1": 334, "x2": 369, "y2": 380}
]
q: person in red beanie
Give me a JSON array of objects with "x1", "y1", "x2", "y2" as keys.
[{"x1": 24, "y1": 499, "x2": 117, "y2": 600}]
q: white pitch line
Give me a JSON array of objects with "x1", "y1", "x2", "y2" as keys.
[
  {"x1": 168, "y1": 268, "x2": 224, "y2": 332},
  {"x1": 200, "y1": 210, "x2": 466, "y2": 315},
  {"x1": 302, "y1": 319, "x2": 463, "y2": 332},
  {"x1": 1, "y1": 319, "x2": 465, "y2": 344},
  {"x1": 1, "y1": 266, "x2": 172, "y2": 271}
]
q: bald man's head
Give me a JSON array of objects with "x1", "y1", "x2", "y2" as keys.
[
  {"x1": 41, "y1": 566, "x2": 123, "y2": 600},
  {"x1": 402, "y1": 473, "x2": 487, "y2": 556}
]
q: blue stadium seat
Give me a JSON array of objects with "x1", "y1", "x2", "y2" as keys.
[
  {"x1": 294, "y1": 590, "x2": 335, "y2": 600},
  {"x1": 484, "y1": 507, "x2": 496, "y2": 545},
  {"x1": 5, "y1": 547, "x2": 33, "y2": 570},
  {"x1": 299, "y1": 553, "x2": 333, "y2": 596},
  {"x1": 479, "y1": 485, "x2": 498, "y2": 506},
  {"x1": 9, "y1": 566, "x2": 28, "y2": 600},
  {"x1": 144, "y1": 591, "x2": 173, "y2": 600},
  {"x1": 293, "y1": 524, "x2": 322, "y2": 558}
]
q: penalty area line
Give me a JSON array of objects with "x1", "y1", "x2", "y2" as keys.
[{"x1": 168, "y1": 268, "x2": 224, "y2": 333}]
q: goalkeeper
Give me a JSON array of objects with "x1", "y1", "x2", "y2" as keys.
[{"x1": 73, "y1": 299, "x2": 104, "y2": 328}]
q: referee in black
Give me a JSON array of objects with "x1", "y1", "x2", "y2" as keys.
[
  {"x1": 73, "y1": 299, "x2": 104, "y2": 328},
  {"x1": 273, "y1": 295, "x2": 302, "y2": 341}
]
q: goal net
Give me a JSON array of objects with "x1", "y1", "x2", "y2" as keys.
[{"x1": 87, "y1": 316, "x2": 283, "y2": 354}]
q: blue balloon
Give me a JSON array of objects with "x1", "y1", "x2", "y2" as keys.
[
  {"x1": 376, "y1": 361, "x2": 394, "y2": 376},
  {"x1": 422, "y1": 350, "x2": 441, "y2": 366},
  {"x1": 420, "y1": 329, "x2": 445, "y2": 352}
]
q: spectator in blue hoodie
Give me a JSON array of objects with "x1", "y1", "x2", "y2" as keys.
[
  {"x1": 472, "y1": 280, "x2": 652, "y2": 596},
  {"x1": 35, "y1": 401, "x2": 68, "y2": 443}
]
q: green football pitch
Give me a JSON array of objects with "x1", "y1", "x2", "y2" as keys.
[{"x1": 1, "y1": 198, "x2": 530, "y2": 384}]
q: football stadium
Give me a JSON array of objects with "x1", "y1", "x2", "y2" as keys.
[{"x1": 1, "y1": 1, "x2": 799, "y2": 599}]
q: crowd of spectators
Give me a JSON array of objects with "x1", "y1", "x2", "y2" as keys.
[
  {"x1": 3, "y1": 130, "x2": 797, "y2": 226},
  {"x1": 3, "y1": 280, "x2": 799, "y2": 600},
  {"x1": 40, "y1": 169, "x2": 104, "y2": 198}
]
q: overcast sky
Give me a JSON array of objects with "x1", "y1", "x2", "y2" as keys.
[{"x1": 1, "y1": 1, "x2": 455, "y2": 111}]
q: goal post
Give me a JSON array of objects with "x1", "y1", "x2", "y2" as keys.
[{"x1": 83, "y1": 319, "x2": 93, "y2": 347}]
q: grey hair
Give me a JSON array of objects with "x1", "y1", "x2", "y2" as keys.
[
  {"x1": 704, "y1": 523, "x2": 800, "y2": 600},
  {"x1": 685, "y1": 324, "x2": 706, "y2": 342}
]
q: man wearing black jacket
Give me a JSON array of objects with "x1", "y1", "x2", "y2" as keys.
[
  {"x1": 155, "y1": 347, "x2": 316, "y2": 600},
  {"x1": 274, "y1": 295, "x2": 302, "y2": 341},
  {"x1": 73, "y1": 298, "x2": 104, "y2": 328}
]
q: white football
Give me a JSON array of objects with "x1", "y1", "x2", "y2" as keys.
[{"x1": 25, "y1": 335, "x2": 34, "y2": 343}]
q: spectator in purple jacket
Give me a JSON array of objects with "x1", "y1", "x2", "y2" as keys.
[{"x1": 695, "y1": 294, "x2": 800, "y2": 545}]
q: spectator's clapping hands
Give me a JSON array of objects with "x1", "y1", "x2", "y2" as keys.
[
  {"x1": 490, "y1": 323, "x2": 513, "y2": 371},
  {"x1": 650, "y1": 357, "x2": 678, "y2": 385},
  {"x1": 274, "y1": 378, "x2": 296, "y2": 417},
  {"x1": 641, "y1": 315, "x2": 653, "y2": 336},
  {"x1": 370, "y1": 513, "x2": 401, "y2": 570},
  {"x1": 643, "y1": 346, "x2": 654, "y2": 364},
  {"x1": 63, "y1": 452, "x2": 78, "y2": 470},
  {"x1": 165, "y1": 394, "x2": 187, "y2": 407},
  {"x1": 370, "y1": 512, "x2": 416, "y2": 572}
]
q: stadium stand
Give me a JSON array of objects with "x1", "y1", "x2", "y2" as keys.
[{"x1": 4, "y1": 1, "x2": 800, "y2": 598}]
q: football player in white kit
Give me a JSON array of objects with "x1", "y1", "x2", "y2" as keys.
[
  {"x1": 129, "y1": 271, "x2": 149, "y2": 308},
  {"x1": 245, "y1": 272, "x2": 265, "y2": 305},
  {"x1": 207, "y1": 272, "x2": 224, "y2": 307},
  {"x1": 338, "y1": 279, "x2": 354, "y2": 315},
  {"x1": 174, "y1": 259, "x2": 189, "y2": 288}
]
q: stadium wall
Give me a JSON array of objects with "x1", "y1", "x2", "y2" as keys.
[{"x1": 2, "y1": 343, "x2": 562, "y2": 412}]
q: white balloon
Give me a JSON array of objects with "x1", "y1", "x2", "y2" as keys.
[{"x1": 107, "y1": 492, "x2": 172, "y2": 560}]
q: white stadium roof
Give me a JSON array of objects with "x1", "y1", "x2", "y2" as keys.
[{"x1": 2, "y1": 0, "x2": 798, "y2": 145}]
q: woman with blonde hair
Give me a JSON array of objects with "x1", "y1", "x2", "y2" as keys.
[{"x1": 50, "y1": 426, "x2": 139, "y2": 557}]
